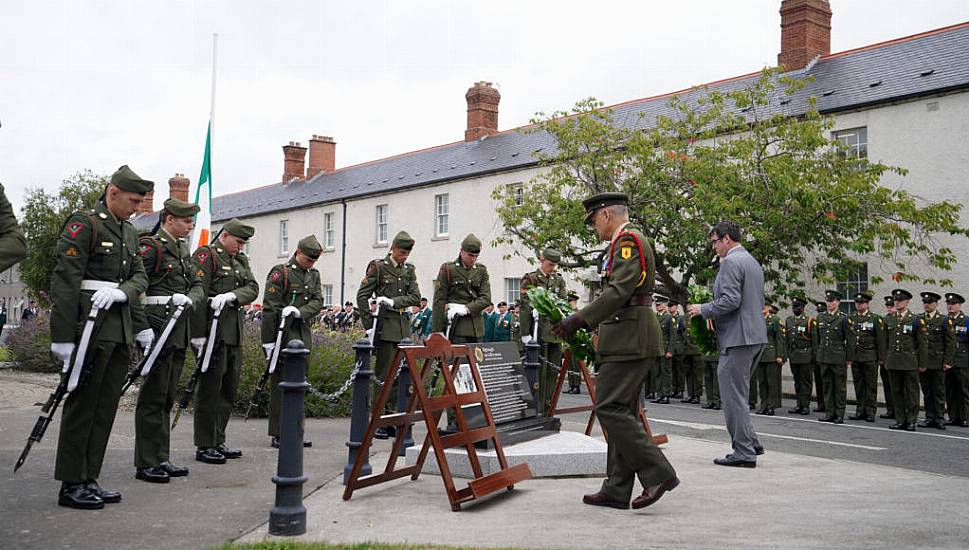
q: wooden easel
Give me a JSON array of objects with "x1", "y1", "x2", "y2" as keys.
[
  {"x1": 548, "y1": 350, "x2": 668, "y2": 445},
  {"x1": 342, "y1": 334, "x2": 532, "y2": 511}
]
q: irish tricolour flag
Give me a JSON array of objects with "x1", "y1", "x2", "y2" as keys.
[{"x1": 190, "y1": 120, "x2": 213, "y2": 250}]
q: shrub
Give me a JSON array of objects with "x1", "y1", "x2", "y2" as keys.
[{"x1": 5, "y1": 317, "x2": 60, "y2": 372}]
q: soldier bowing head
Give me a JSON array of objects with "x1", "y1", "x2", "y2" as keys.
[{"x1": 107, "y1": 165, "x2": 154, "y2": 219}]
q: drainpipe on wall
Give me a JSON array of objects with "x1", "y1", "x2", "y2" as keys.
[{"x1": 340, "y1": 199, "x2": 347, "y2": 304}]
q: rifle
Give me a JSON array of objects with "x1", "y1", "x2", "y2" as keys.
[
  {"x1": 243, "y1": 312, "x2": 291, "y2": 421},
  {"x1": 120, "y1": 303, "x2": 186, "y2": 396},
  {"x1": 15, "y1": 304, "x2": 103, "y2": 472},
  {"x1": 171, "y1": 306, "x2": 222, "y2": 430}
]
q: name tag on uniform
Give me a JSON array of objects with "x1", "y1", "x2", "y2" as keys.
[
  {"x1": 903, "y1": 325, "x2": 913, "y2": 334},
  {"x1": 957, "y1": 327, "x2": 967, "y2": 334},
  {"x1": 101, "y1": 241, "x2": 114, "y2": 248},
  {"x1": 797, "y1": 327, "x2": 806, "y2": 333},
  {"x1": 861, "y1": 322, "x2": 873, "y2": 331},
  {"x1": 222, "y1": 266, "x2": 232, "y2": 271}
]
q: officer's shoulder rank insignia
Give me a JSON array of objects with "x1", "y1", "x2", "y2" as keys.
[
  {"x1": 67, "y1": 221, "x2": 84, "y2": 238},
  {"x1": 65, "y1": 246, "x2": 79, "y2": 257}
]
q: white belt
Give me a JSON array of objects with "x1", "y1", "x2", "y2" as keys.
[
  {"x1": 81, "y1": 280, "x2": 119, "y2": 291},
  {"x1": 143, "y1": 296, "x2": 172, "y2": 305}
]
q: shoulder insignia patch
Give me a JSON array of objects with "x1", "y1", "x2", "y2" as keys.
[
  {"x1": 65, "y1": 246, "x2": 79, "y2": 257},
  {"x1": 197, "y1": 251, "x2": 209, "y2": 265},
  {"x1": 67, "y1": 222, "x2": 84, "y2": 238},
  {"x1": 620, "y1": 245, "x2": 633, "y2": 259},
  {"x1": 268, "y1": 287, "x2": 277, "y2": 294},
  {"x1": 271, "y1": 271, "x2": 282, "y2": 282},
  {"x1": 196, "y1": 269, "x2": 205, "y2": 278}
]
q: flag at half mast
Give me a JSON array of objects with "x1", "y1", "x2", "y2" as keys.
[{"x1": 190, "y1": 120, "x2": 212, "y2": 250}]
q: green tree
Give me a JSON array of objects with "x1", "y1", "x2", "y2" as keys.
[
  {"x1": 19, "y1": 170, "x2": 108, "y2": 306},
  {"x1": 493, "y1": 69, "x2": 969, "y2": 305}
]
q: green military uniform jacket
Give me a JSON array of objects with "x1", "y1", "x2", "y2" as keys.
[
  {"x1": 262, "y1": 257, "x2": 324, "y2": 347},
  {"x1": 519, "y1": 268, "x2": 567, "y2": 343},
  {"x1": 669, "y1": 312, "x2": 687, "y2": 355},
  {"x1": 846, "y1": 310, "x2": 886, "y2": 364},
  {"x1": 760, "y1": 313, "x2": 787, "y2": 363},
  {"x1": 679, "y1": 314, "x2": 700, "y2": 356},
  {"x1": 494, "y1": 311, "x2": 513, "y2": 341},
  {"x1": 0, "y1": 183, "x2": 27, "y2": 273},
  {"x1": 138, "y1": 228, "x2": 206, "y2": 349},
  {"x1": 357, "y1": 254, "x2": 421, "y2": 343},
  {"x1": 578, "y1": 224, "x2": 662, "y2": 362},
  {"x1": 920, "y1": 311, "x2": 956, "y2": 369},
  {"x1": 813, "y1": 310, "x2": 848, "y2": 364},
  {"x1": 884, "y1": 309, "x2": 928, "y2": 371},
  {"x1": 947, "y1": 312, "x2": 969, "y2": 368},
  {"x1": 190, "y1": 243, "x2": 259, "y2": 345},
  {"x1": 785, "y1": 313, "x2": 815, "y2": 364},
  {"x1": 432, "y1": 257, "x2": 491, "y2": 338},
  {"x1": 50, "y1": 201, "x2": 148, "y2": 344},
  {"x1": 658, "y1": 312, "x2": 673, "y2": 354}
]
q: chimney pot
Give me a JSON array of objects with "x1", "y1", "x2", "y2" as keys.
[
  {"x1": 778, "y1": 0, "x2": 832, "y2": 71},
  {"x1": 307, "y1": 134, "x2": 336, "y2": 179},
  {"x1": 282, "y1": 141, "x2": 308, "y2": 182},
  {"x1": 168, "y1": 173, "x2": 191, "y2": 204},
  {"x1": 465, "y1": 81, "x2": 501, "y2": 142}
]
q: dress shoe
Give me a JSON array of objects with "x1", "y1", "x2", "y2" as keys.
[
  {"x1": 85, "y1": 480, "x2": 121, "y2": 503},
  {"x1": 946, "y1": 420, "x2": 969, "y2": 427},
  {"x1": 702, "y1": 403, "x2": 716, "y2": 410},
  {"x1": 215, "y1": 444, "x2": 242, "y2": 459},
  {"x1": 690, "y1": 397, "x2": 701, "y2": 404},
  {"x1": 374, "y1": 427, "x2": 389, "y2": 439},
  {"x1": 888, "y1": 422, "x2": 909, "y2": 430},
  {"x1": 714, "y1": 456, "x2": 756, "y2": 468},
  {"x1": 848, "y1": 413, "x2": 866, "y2": 420},
  {"x1": 813, "y1": 406, "x2": 826, "y2": 413},
  {"x1": 748, "y1": 404, "x2": 756, "y2": 411},
  {"x1": 818, "y1": 416, "x2": 835, "y2": 423},
  {"x1": 582, "y1": 491, "x2": 629, "y2": 510},
  {"x1": 765, "y1": 408, "x2": 775, "y2": 416},
  {"x1": 653, "y1": 397, "x2": 670, "y2": 404},
  {"x1": 196, "y1": 448, "x2": 227, "y2": 464},
  {"x1": 879, "y1": 411, "x2": 894, "y2": 419},
  {"x1": 905, "y1": 424, "x2": 916, "y2": 432},
  {"x1": 136, "y1": 466, "x2": 171, "y2": 483},
  {"x1": 712, "y1": 404, "x2": 722, "y2": 410},
  {"x1": 865, "y1": 415, "x2": 876, "y2": 422},
  {"x1": 631, "y1": 477, "x2": 680, "y2": 509},
  {"x1": 832, "y1": 417, "x2": 844, "y2": 424},
  {"x1": 645, "y1": 393, "x2": 656, "y2": 400},
  {"x1": 159, "y1": 461, "x2": 189, "y2": 477},
  {"x1": 754, "y1": 445, "x2": 765, "y2": 456},
  {"x1": 681, "y1": 397, "x2": 692, "y2": 403},
  {"x1": 755, "y1": 408, "x2": 767, "y2": 415},
  {"x1": 788, "y1": 407, "x2": 803, "y2": 414},
  {"x1": 58, "y1": 482, "x2": 103, "y2": 510},
  {"x1": 271, "y1": 436, "x2": 280, "y2": 448}
]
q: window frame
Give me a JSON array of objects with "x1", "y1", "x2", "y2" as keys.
[
  {"x1": 323, "y1": 212, "x2": 335, "y2": 250},
  {"x1": 435, "y1": 193, "x2": 450, "y2": 238},
  {"x1": 832, "y1": 127, "x2": 868, "y2": 159},
  {"x1": 504, "y1": 277, "x2": 521, "y2": 306},
  {"x1": 279, "y1": 219, "x2": 289, "y2": 256},
  {"x1": 375, "y1": 204, "x2": 389, "y2": 245}
]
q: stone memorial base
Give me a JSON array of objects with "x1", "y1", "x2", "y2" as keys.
[{"x1": 404, "y1": 431, "x2": 606, "y2": 478}]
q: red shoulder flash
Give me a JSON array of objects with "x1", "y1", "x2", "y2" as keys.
[
  {"x1": 197, "y1": 251, "x2": 209, "y2": 265},
  {"x1": 67, "y1": 221, "x2": 84, "y2": 238},
  {"x1": 271, "y1": 270, "x2": 282, "y2": 282}
]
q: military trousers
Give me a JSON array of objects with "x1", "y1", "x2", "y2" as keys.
[
  {"x1": 813, "y1": 363, "x2": 826, "y2": 409},
  {"x1": 671, "y1": 355, "x2": 685, "y2": 396},
  {"x1": 445, "y1": 336, "x2": 478, "y2": 426},
  {"x1": 595, "y1": 358, "x2": 677, "y2": 502},
  {"x1": 268, "y1": 366, "x2": 284, "y2": 437},
  {"x1": 538, "y1": 343, "x2": 562, "y2": 414},
  {"x1": 918, "y1": 369, "x2": 947, "y2": 422},
  {"x1": 748, "y1": 363, "x2": 760, "y2": 408},
  {"x1": 879, "y1": 365, "x2": 894, "y2": 414},
  {"x1": 566, "y1": 352, "x2": 581, "y2": 389},
  {"x1": 757, "y1": 362, "x2": 782, "y2": 409},
  {"x1": 789, "y1": 362, "x2": 813, "y2": 409},
  {"x1": 194, "y1": 343, "x2": 241, "y2": 448},
  {"x1": 55, "y1": 342, "x2": 129, "y2": 483},
  {"x1": 372, "y1": 339, "x2": 403, "y2": 416},
  {"x1": 643, "y1": 358, "x2": 659, "y2": 396},
  {"x1": 658, "y1": 356, "x2": 673, "y2": 397},
  {"x1": 819, "y1": 362, "x2": 847, "y2": 420},
  {"x1": 682, "y1": 354, "x2": 703, "y2": 400},
  {"x1": 703, "y1": 360, "x2": 720, "y2": 406},
  {"x1": 850, "y1": 360, "x2": 878, "y2": 416},
  {"x1": 944, "y1": 368, "x2": 969, "y2": 422},
  {"x1": 889, "y1": 370, "x2": 920, "y2": 425},
  {"x1": 135, "y1": 347, "x2": 187, "y2": 468}
]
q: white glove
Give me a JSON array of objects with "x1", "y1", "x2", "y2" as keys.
[
  {"x1": 51, "y1": 343, "x2": 75, "y2": 365},
  {"x1": 136, "y1": 329, "x2": 155, "y2": 353},
  {"x1": 376, "y1": 296, "x2": 395, "y2": 308},
  {"x1": 171, "y1": 293, "x2": 192, "y2": 307},
  {"x1": 532, "y1": 308, "x2": 540, "y2": 320},
  {"x1": 210, "y1": 292, "x2": 237, "y2": 311},
  {"x1": 91, "y1": 288, "x2": 127, "y2": 309},
  {"x1": 282, "y1": 305, "x2": 301, "y2": 319},
  {"x1": 263, "y1": 343, "x2": 275, "y2": 359},
  {"x1": 190, "y1": 337, "x2": 206, "y2": 352},
  {"x1": 365, "y1": 328, "x2": 375, "y2": 341},
  {"x1": 521, "y1": 335, "x2": 534, "y2": 345},
  {"x1": 447, "y1": 304, "x2": 469, "y2": 320}
]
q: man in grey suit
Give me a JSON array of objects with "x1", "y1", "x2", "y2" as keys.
[{"x1": 688, "y1": 221, "x2": 768, "y2": 467}]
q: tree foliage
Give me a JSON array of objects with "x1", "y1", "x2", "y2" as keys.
[
  {"x1": 19, "y1": 170, "x2": 107, "y2": 306},
  {"x1": 493, "y1": 69, "x2": 969, "y2": 304}
]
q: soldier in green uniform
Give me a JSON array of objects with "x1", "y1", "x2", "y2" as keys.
[
  {"x1": 812, "y1": 299, "x2": 827, "y2": 413},
  {"x1": 263, "y1": 235, "x2": 324, "y2": 447},
  {"x1": 410, "y1": 297, "x2": 433, "y2": 344},
  {"x1": 652, "y1": 295, "x2": 673, "y2": 404},
  {"x1": 756, "y1": 300, "x2": 786, "y2": 415},
  {"x1": 944, "y1": 293, "x2": 969, "y2": 427},
  {"x1": 190, "y1": 219, "x2": 259, "y2": 464},
  {"x1": 511, "y1": 303, "x2": 522, "y2": 355},
  {"x1": 701, "y1": 321, "x2": 721, "y2": 409},
  {"x1": 878, "y1": 295, "x2": 896, "y2": 419},
  {"x1": 784, "y1": 296, "x2": 814, "y2": 415},
  {"x1": 917, "y1": 291, "x2": 954, "y2": 430},
  {"x1": 0, "y1": 182, "x2": 27, "y2": 273},
  {"x1": 666, "y1": 301, "x2": 688, "y2": 402},
  {"x1": 846, "y1": 292, "x2": 886, "y2": 422},
  {"x1": 553, "y1": 192, "x2": 678, "y2": 510},
  {"x1": 357, "y1": 231, "x2": 420, "y2": 437},
  {"x1": 519, "y1": 247, "x2": 568, "y2": 413},
  {"x1": 493, "y1": 301, "x2": 513, "y2": 342},
  {"x1": 432, "y1": 234, "x2": 491, "y2": 342},
  {"x1": 678, "y1": 308, "x2": 703, "y2": 404},
  {"x1": 564, "y1": 292, "x2": 583, "y2": 393},
  {"x1": 885, "y1": 289, "x2": 928, "y2": 430},
  {"x1": 814, "y1": 290, "x2": 849, "y2": 423},
  {"x1": 134, "y1": 198, "x2": 206, "y2": 483},
  {"x1": 49, "y1": 165, "x2": 153, "y2": 509}
]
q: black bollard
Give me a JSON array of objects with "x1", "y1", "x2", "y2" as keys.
[
  {"x1": 395, "y1": 338, "x2": 415, "y2": 456},
  {"x1": 524, "y1": 339, "x2": 542, "y2": 415},
  {"x1": 343, "y1": 338, "x2": 374, "y2": 484},
  {"x1": 269, "y1": 339, "x2": 310, "y2": 537}
]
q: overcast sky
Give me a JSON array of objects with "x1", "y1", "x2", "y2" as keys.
[{"x1": 2, "y1": 1, "x2": 968, "y2": 211}]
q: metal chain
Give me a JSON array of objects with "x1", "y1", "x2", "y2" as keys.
[{"x1": 540, "y1": 357, "x2": 563, "y2": 373}]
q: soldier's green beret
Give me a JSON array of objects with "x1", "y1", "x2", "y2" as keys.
[
  {"x1": 791, "y1": 296, "x2": 807, "y2": 307},
  {"x1": 945, "y1": 292, "x2": 964, "y2": 304},
  {"x1": 162, "y1": 197, "x2": 200, "y2": 218},
  {"x1": 853, "y1": 291, "x2": 873, "y2": 303},
  {"x1": 814, "y1": 301, "x2": 825, "y2": 310},
  {"x1": 668, "y1": 299, "x2": 680, "y2": 306},
  {"x1": 541, "y1": 247, "x2": 561, "y2": 263},
  {"x1": 653, "y1": 295, "x2": 669, "y2": 304},
  {"x1": 892, "y1": 289, "x2": 913, "y2": 301},
  {"x1": 392, "y1": 231, "x2": 415, "y2": 251},
  {"x1": 824, "y1": 289, "x2": 843, "y2": 301},
  {"x1": 883, "y1": 295, "x2": 895, "y2": 306},
  {"x1": 920, "y1": 291, "x2": 941, "y2": 303},
  {"x1": 297, "y1": 235, "x2": 323, "y2": 258},
  {"x1": 582, "y1": 192, "x2": 628, "y2": 224},
  {"x1": 461, "y1": 233, "x2": 482, "y2": 254},
  {"x1": 223, "y1": 218, "x2": 255, "y2": 240},
  {"x1": 110, "y1": 165, "x2": 154, "y2": 194}
]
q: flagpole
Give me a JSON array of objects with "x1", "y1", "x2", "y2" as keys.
[{"x1": 209, "y1": 33, "x2": 217, "y2": 204}]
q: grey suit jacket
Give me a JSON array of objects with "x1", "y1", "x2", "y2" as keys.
[{"x1": 700, "y1": 245, "x2": 768, "y2": 351}]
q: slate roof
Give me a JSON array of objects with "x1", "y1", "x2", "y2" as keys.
[{"x1": 132, "y1": 20, "x2": 969, "y2": 230}]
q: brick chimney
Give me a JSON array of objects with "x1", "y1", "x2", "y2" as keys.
[
  {"x1": 137, "y1": 190, "x2": 154, "y2": 214},
  {"x1": 282, "y1": 141, "x2": 307, "y2": 182},
  {"x1": 778, "y1": 0, "x2": 832, "y2": 70},
  {"x1": 465, "y1": 81, "x2": 501, "y2": 141},
  {"x1": 306, "y1": 135, "x2": 336, "y2": 178},
  {"x1": 168, "y1": 173, "x2": 190, "y2": 203}
]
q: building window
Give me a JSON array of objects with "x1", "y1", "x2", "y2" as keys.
[
  {"x1": 505, "y1": 277, "x2": 521, "y2": 306},
  {"x1": 833, "y1": 127, "x2": 868, "y2": 159},
  {"x1": 375, "y1": 204, "x2": 388, "y2": 244},
  {"x1": 323, "y1": 212, "x2": 335, "y2": 250},
  {"x1": 279, "y1": 220, "x2": 289, "y2": 255},
  {"x1": 506, "y1": 183, "x2": 524, "y2": 207},
  {"x1": 435, "y1": 194, "x2": 449, "y2": 237},
  {"x1": 836, "y1": 263, "x2": 868, "y2": 314},
  {"x1": 322, "y1": 284, "x2": 333, "y2": 307}
]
